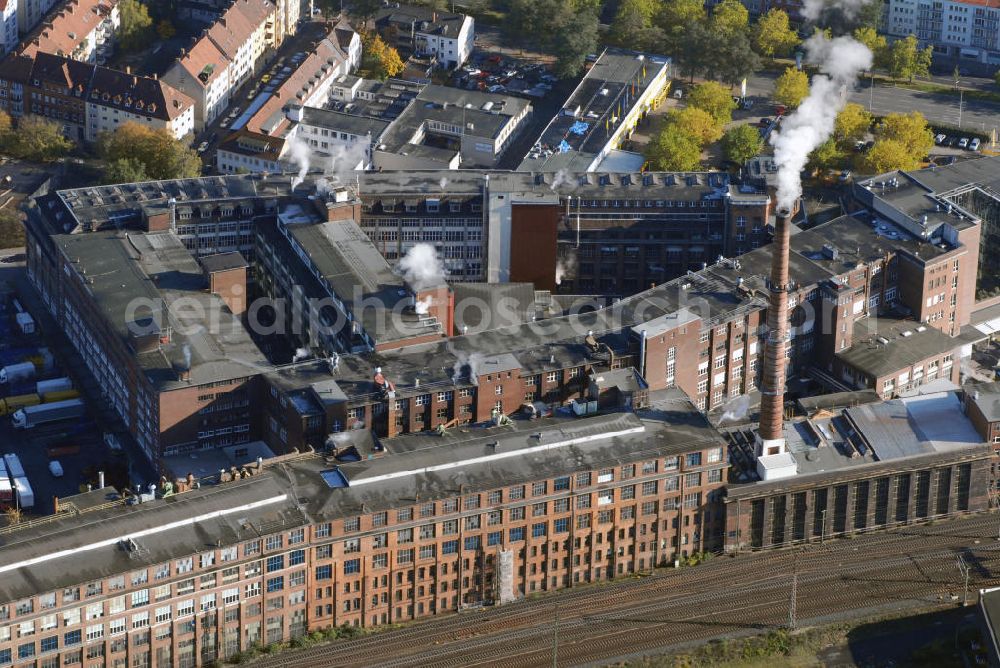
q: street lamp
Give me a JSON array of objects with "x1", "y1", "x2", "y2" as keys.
[{"x1": 955, "y1": 79, "x2": 964, "y2": 129}]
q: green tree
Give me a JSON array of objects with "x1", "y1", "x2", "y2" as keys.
[
  {"x1": 657, "y1": 0, "x2": 706, "y2": 56},
  {"x1": 889, "y1": 34, "x2": 933, "y2": 82},
  {"x1": 704, "y1": 30, "x2": 761, "y2": 87},
  {"x1": 834, "y1": 103, "x2": 872, "y2": 147},
  {"x1": 687, "y1": 81, "x2": 736, "y2": 125},
  {"x1": 362, "y1": 32, "x2": 404, "y2": 79},
  {"x1": 721, "y1": 124, "x2": 764, "y2": 165},
  {"x1": 711, "y1": 0, "x2": 749, "y2": 37},
  {"x1": 104, "y1": 157, "x2": 149, "y2": 184},
  {"x1": 117, "y1": 0, "x2": 154, "y2": 52},
  {"x1": 672, "y1": 21, "x2": 715, "y2": 82},
  {"x1": 879, "y1": 111, "x2": 934, "y2": 158},
  {"x1": 645, "y1": 124, "x2": 703, "y2": 171},
  {"x1": 1, "y1": 116, "x2": 72, "y2": 161},
  {"x1": 667, "y1": 106, "x2": 723, "y2": 144},
  {"x1": 608, "y1": 0, "x2": 657, "y2": 47},
  {"x1": 753, "y1": 9, "x2": 799, "y2": 58},
  {"x1": 0, "y1": 209, "x2": 23, "y2": 249},
  {"x1": 551, "y1": 9, "x2": 599, "y2": 79},
  {"x1": 853, "y1": 27, "x2": 888, "y2": 70},
  {"x1": 156, "y1": 19, "x2": 176, "y2": 40},
  {"x1": 97, "y1": 122, "x2": 200, "y2": 181},
  {"x1": 865, "y1": 138, "x2": 921, "y2": 172},
  {"x1": 0, "y1": 109, "x2": 11, "y2": 137},
  {"x1": 656, "y1": 0, "x2": 706, "y2": 33},
  {"x1": 774, "y1": 67, "x2": 809, "y2": 108},
  {"x1": 809, "y1": 138, "x2": 844, "y2": 171},
  {"x1": 995, "y1": 68, "x2": 1000, "y2": 90}
]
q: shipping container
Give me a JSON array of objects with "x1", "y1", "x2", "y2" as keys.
[{"x1": 0, "y1": 477, "x2": 12, "y2": 506}]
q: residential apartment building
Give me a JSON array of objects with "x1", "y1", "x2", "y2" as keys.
[
  {"x1": 215, "y1": 21, "x2": 361, "y2": 173},
  {"x1": 162, "y1": 0, "x2": 275, "y2": 128},
  {"x1": 887, "y1": 0, "x2": 1000, "y2": 64},
  {"x1": 0, "y1": 0, "x2": 18, "y2": 56},
  {"x1": 16, "y1": 0, "x2": 59, "y2": 36},
  {"x1": 17, "y1": 0, "x2": 119, "y2": 64},
  {"x1": 374, "y1": 5, "x2": 474, "y2": 69},
  {"x1": 0, "y1": 52, "x2": 195, "y2": 142}
]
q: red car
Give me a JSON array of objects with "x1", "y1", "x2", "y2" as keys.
[{"x1": 775, "y1": 104, "x2": 787, "y2": 116}]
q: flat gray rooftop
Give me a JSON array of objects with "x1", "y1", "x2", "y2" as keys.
[
  {"x1": 837, "y1": 317, "x2": 958, "y2": 379},
  {"x1": 846, "y1": 391, "x2": 983, "y2": 459},
  {"x1": 54, "y1": 229, "x2": 269, "y2": 390}
]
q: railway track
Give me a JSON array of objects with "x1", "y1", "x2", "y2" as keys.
[{"x1": 253, "y1": 513, "x2": 1000, "y2": 667}]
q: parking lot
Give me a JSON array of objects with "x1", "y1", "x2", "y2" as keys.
[{"x1": 0, "y1": 255, "x2": 128, "y2": 519}]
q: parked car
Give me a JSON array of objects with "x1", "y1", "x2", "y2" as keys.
[
  {"x1": 958, "y1": 137, "x2": 969, "y2": 149},
  {"x1": 775, "y1": 104, "x2": 787, "y2": 116},
  {"x1": 197, "y1": 141, "x2": 209, "y2": 153},
  {"x1": 838, "y1": 170, "x2": 852, "y2": 183},
  {"x1": 970, "y1": 138, "x2": 981, "y2": 151},
  {"x1": 934, "y1": 133, "x2": 946, "y2": 144},
  {"x1": 487, "y1": 84, "x2": 505, "y2": 93},
  {"x1": 49, "y1": 460, "x2": 63, "y2": 477}
]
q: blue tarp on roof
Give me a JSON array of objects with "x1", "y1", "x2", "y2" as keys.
[
  {"x1": 569, "y1": 121, "x2": 589, "y2": 135},
  {"x1": 557, "y1": 140, "x2": 571, "y2": 153}
]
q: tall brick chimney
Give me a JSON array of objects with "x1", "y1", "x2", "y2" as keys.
[{"x1": 756, "y1": 206, "x2": 792, "y2": 455}]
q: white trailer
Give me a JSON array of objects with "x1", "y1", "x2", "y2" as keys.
[
  {"x1": 0, "y1": 362, "x2": 35, "y2": 384},
  {"x1": 3, "y1": 453, "x2": 25, "y2": 478},
  {"x1": 12, "y1": 398, "x2": 85, "y2": 429},
  {"x1": 35, "y1": 377, "x2": 72, "y2": 394},
  {"x1": 12, "y1": 477, "x2": 34, "y2": 508}
]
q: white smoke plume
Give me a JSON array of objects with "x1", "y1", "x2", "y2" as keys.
[
  {"x1": 292, "y1": 347, "x2": 310, "y2": 362},
  {"x1": 720, "y1": 394, "x2": 751, "y2": 423},
  {"x1": 414, "y1": 296, "x2": 433, "y2": 315},
  {"x1": 451, "y1": 351, "x2": 485, "y2": 385},
  {"x1": 550, "y1": 168, "x2": 574, "y2": 192},
  {"x1": 555, "y1": 255, "x2": 575, "y2": 286},
  {"x1": 770, "y1": 34, "x2": 872, "y2": 211},
  {"x1": 287, "y1": 136, "x2": 311, "y2": 189},
  {"x1": 398, "y1": 243, "x2": 446, "y2": 291},
  {"x1": 315, "y1": 177, "x2": 332, "y2": 197},
  {"x1": 182, "y1": 343, "x2": 191, "y2": 370},
  {"x1": 802, "y1": 0, "x2": 872, "y2": 21},
  {"x1": 322, "y1": 140, "x2": 368, "y2": 187},
  {"x1": 439, "y1": 176, "x2": 448, "y2": 191}
]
